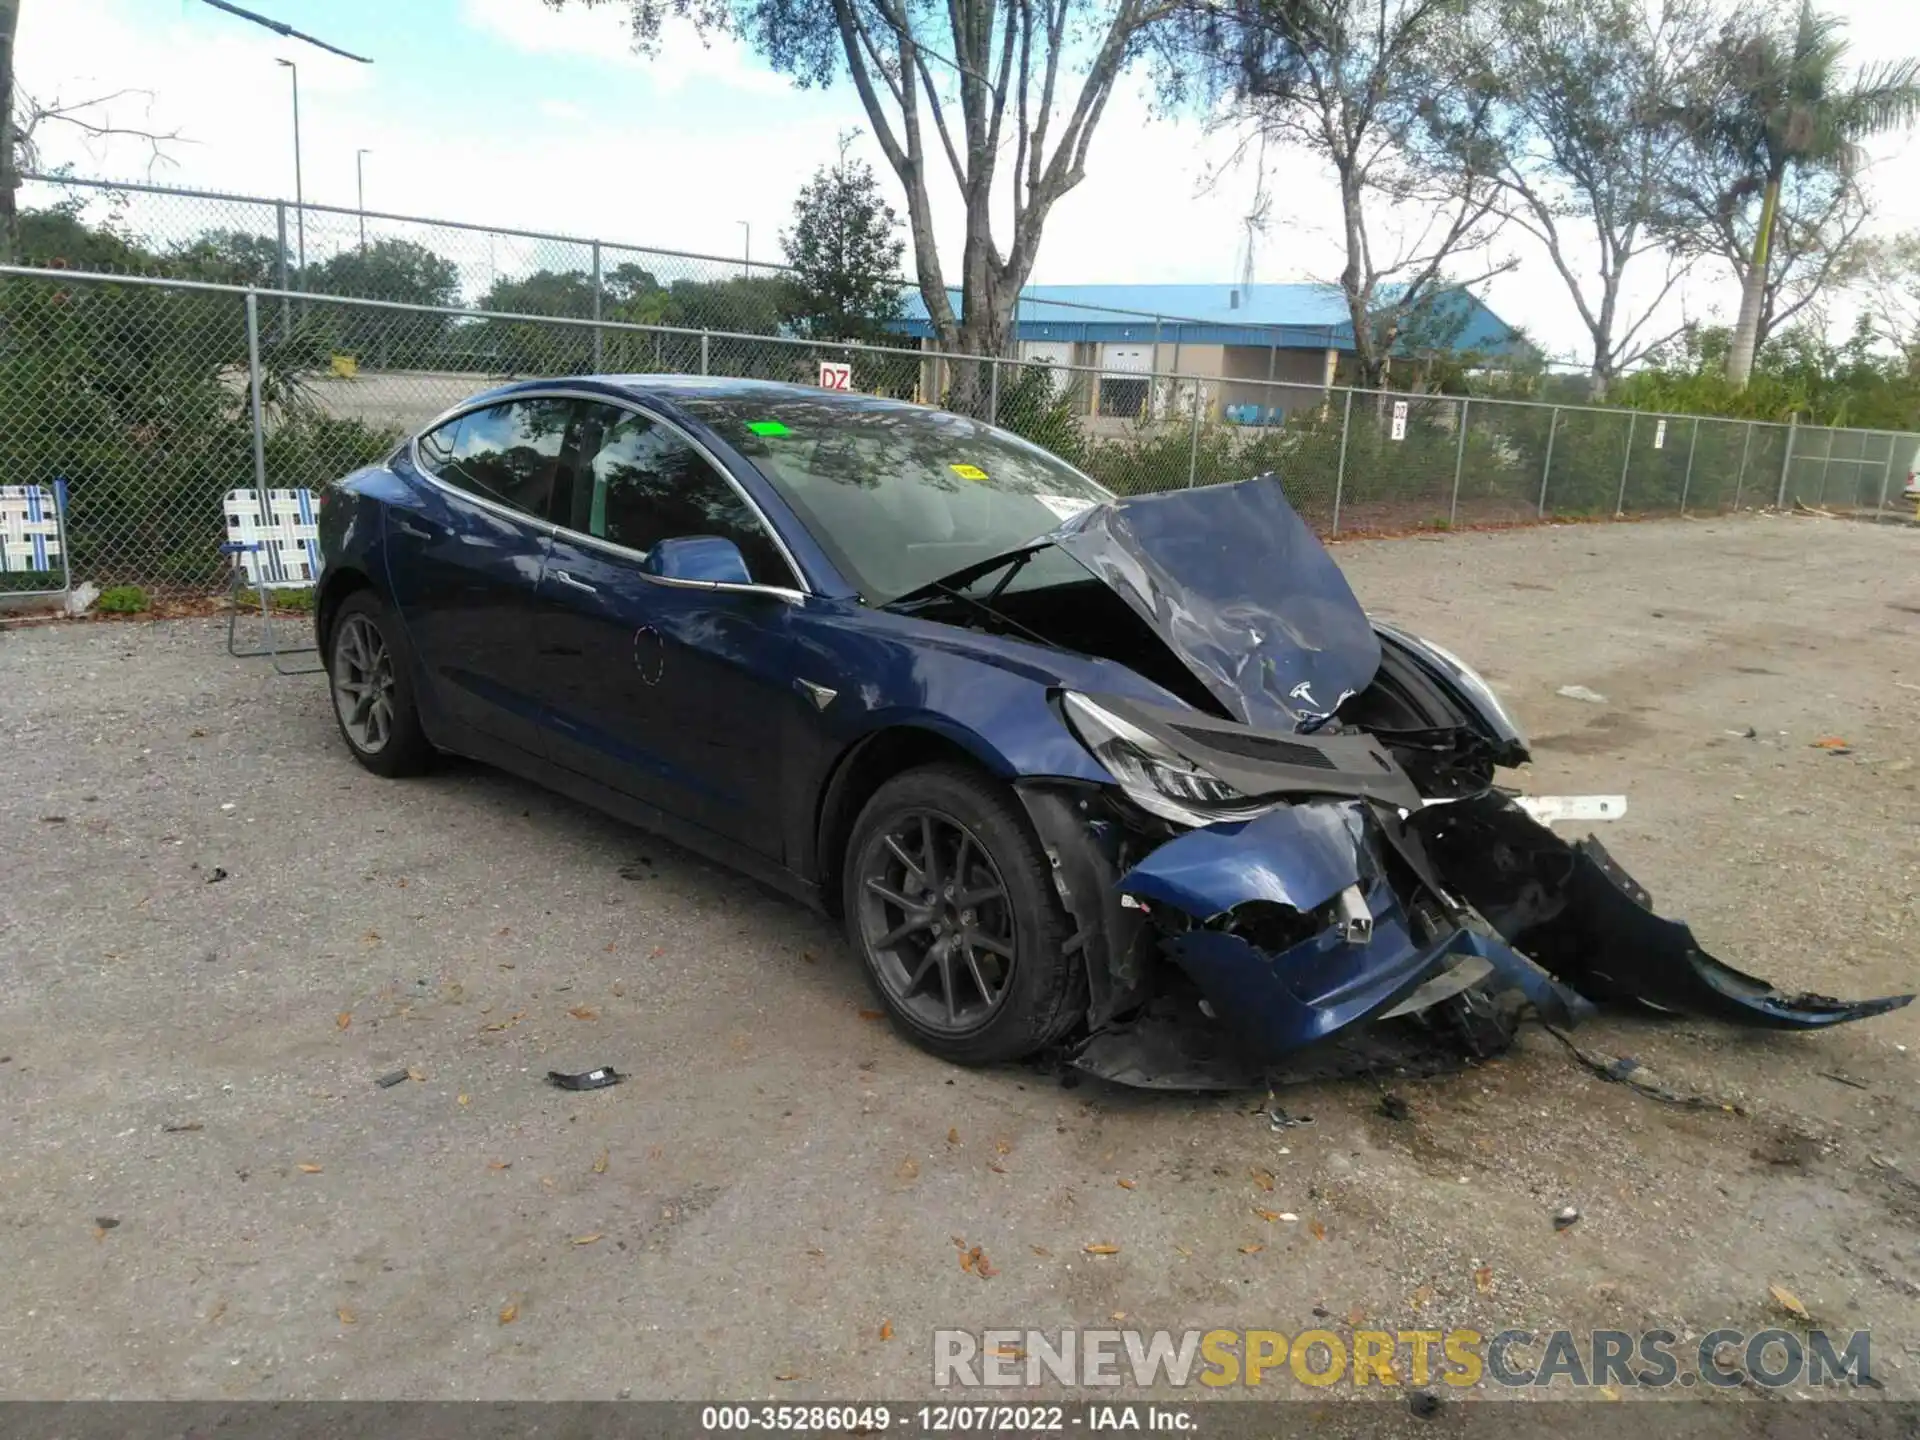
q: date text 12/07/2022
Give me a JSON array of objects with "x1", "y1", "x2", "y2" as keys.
[{"x1": 697, "y1": 1405, "x2": 1197, "y2": 1432}]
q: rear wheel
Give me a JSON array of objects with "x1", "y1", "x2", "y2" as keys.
[
  {"x1": 327, "y1": 590, "x2": 432, "y2": 777},
  {"x1": 843, "y1": 764, "x2": 1085, "y2": 1065}
]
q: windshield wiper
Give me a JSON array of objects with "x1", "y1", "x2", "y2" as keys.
[
  {"x1": 914, "y1": 581, "x2": 1060, "y2": 649},
  {"x1": 879, "y1": 539, "x2": 1056, "y2": 612}
]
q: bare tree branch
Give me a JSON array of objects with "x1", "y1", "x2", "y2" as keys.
[
  {"x1": 1442, "y1": 0, "x2": 1716, "y2": 398},
  {"x1": 13, "y1": 88, "x2": 188, "y2": 178},
  {"x1": 557, "y1": 0, "x2": 1177, "y2": 405},
  {"x1": 1198, "y1": 0, "x2": 1510, "y2": 386}
]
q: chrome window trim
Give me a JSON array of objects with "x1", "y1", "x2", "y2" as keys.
[
  {"x1": 639, "y1": 571, "x2": 809, "y2": 604},
  {"x1": 408, "y1": 397, "x2": 562, "y2": 539},
  {"x1": 409, "y1": 387, "x2": 811, "y2": 598}
]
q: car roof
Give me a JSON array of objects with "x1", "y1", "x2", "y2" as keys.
[{"x1": 458, "y1": 374, "x2": 932, "y2": 416}]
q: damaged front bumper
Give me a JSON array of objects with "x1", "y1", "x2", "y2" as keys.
[
  {"x1": 1032, "y1": 787, "x2": 1911, "y2": 1090},
  {"x1": 1116, "y1": 803, "x2": 1538, "y2": 1051}
]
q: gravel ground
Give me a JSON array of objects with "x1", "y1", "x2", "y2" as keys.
[{"x1": 1, "y1": 511, "x2": 1916, "y2": 1410}]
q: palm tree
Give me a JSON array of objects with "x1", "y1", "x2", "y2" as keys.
[{"x1": 1678, "y1": 2, "x2": 1920, "y2": 388}]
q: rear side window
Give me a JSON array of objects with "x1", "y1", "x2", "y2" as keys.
[
  {"x1": 419, "y1": 398, "x2": 576, "y2": 518},
  {"x1": 415, "y1": 416, "x2": 459, "y2": 476},
  {"x1": 568, "y1": 403, "x2": 793, "y2": 587}
]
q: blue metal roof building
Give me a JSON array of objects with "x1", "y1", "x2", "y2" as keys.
[{"x1": 892, "y1": 282, "x2": 1523, "y2": 356}]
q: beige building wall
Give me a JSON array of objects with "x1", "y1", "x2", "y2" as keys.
[
  {"x1": 1216, "y1": 346, "x2": 1341, "y2": 417},
  {"x1": 915, "y1": 336, "x2": 1354, "y2": 423},
  {"x1": 1147, "y1": 342, "x2": 1226, "y2": 378}
]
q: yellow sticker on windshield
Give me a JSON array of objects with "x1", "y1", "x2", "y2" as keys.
[{"x1": 950, "y1": 463, "x2": 989, "y2": 481}]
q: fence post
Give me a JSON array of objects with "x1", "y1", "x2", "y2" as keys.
[
  {"x1": 274, "y1": 201, "x2": 291, "y2": 340},
  {"x1": 1816, "y1": 429, "x2": 1834, "y2": 506},
  {"x1": 1732, "y1": 423, "x2": 1754, "y2": 510},
  {"x1": 1777, "y1": 418, "x2": 1797, "y2": 508},
  {"x1": 1614, "y1": 412, "x2": 1637, "y2": 517},
  {"x1": 51, "y1": 476, "x2": 73, "y2": 608},
  {"x1": 1150, "y1": 319, "x2": 1161, "y2": 419},
  {"x1": 1448, "y1": 397, "x2": 1469, "y2": 528},
  {"x1": 1331, "y1": 389, "x2": 1354, "y2": 534},
  {"x1": 245, "y1": 290, "x2": 278, "y2": 584},
  {"x1": 1185, "y1": 377, "x2": 1203, "y2": 488},
  {"x1": 1876, "y1": 432, "x2": 1897, "y2": 520},
  {"x1": 1679, "y1": 417, "x2": 1700, "y2": 515},
  {"x1": 699, "y1": 332, "x2": 710, "y2": 376},
  {"x1": 988, "y1": 356, "x2": 1001, "y2": 428},
  {"x1": 590, "y1": 240, "x2": 604, "y2": 372},
  {"x1": 1537, "y1": 406, "x2": 1560, "y2": 517}
]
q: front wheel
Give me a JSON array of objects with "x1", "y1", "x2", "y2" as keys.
[
  {"x1": 842, "y1": 764, "x2": 1085, "y2": 1066},
  {"x1": 327, "y1": 590, "x2": 433, "y2": 777}
]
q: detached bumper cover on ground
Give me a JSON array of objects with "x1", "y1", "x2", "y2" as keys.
[{"x1": 1416, "y1": 794, "x2": 1913, "y2": 1030}]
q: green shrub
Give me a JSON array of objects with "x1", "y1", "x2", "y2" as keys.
[
  {"x1": 994, "y1": 364, "x2": 1090, "y2": 464},
  {"x1": 96, "y1": 585, "x2": 149, "y2": 614}
]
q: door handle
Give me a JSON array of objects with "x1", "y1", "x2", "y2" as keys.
[
  {"x1": 550, "y1": 569, "x2": 598, "y2": 594},
  {"x1": 392, "y1": 518, "x2": 438, "y2": 541}
]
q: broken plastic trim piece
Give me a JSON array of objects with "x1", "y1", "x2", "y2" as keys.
[
  {"x1": 1335, "y1": 883, "x2": 1373, "y2": 944},
  {"x1": 1512, "y1": 794, "x2": 1627, "y2": 825},
  {"x1": 1421, "y1": 793, "x2": 1627, "y2": 825},
  {"x1": 547, "y1": 1067, "x2": 625, "y2": 1091},
  {"x1": 1413, "y1": 794, "x2": 1914, "y2": 1030}
]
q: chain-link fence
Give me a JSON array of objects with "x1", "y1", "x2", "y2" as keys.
[
  {"x1": 16, "y1": 172, "x2": 1342, "y2": 349},
  {"x1": 2, "y1": 265, "x2": 1912, "y2": 597},
  {"x1": 1782, "y1": 425, "x2": 1913, "y2": 513}
]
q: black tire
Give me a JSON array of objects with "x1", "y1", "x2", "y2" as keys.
[
  {"x1": 841, "y1": 763, "x2": 1085, "y2": 1066},
  {"x1": 326, "y1": 589, "x2": 433, "y2": 778}
]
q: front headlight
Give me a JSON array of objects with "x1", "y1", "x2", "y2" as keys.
[
  {"x1": 1411, "y1": 635, "x2": 1524, "y2": 741},
  {"x1": 1060, "y1": 692, "x2": 1277, "y2": 828},
  {"x1": 1376, "y1": 623, "x2": 1528, "y2": 752}
]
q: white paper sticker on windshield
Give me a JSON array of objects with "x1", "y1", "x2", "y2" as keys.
[{"x1": 1033, "y1": 494, "x2": 1096, "y2": 522}]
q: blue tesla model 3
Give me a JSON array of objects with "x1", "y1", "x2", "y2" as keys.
[{"x1": 313, "y1": 377, "x2": 1905, "y2": 1086}]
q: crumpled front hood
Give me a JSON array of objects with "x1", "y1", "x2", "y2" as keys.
[{"x1": 1053, "y1": 475, "x2": 1380, "y2": 731}]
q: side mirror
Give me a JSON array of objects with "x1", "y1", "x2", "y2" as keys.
[{"x1": 642, "y1": 534, "x2": 754, "y2": 587}]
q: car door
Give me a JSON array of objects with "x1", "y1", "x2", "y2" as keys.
[
  {"x1": 532, "y1": 399, "x2": 807, "y2": 857},
  {"x1": 383, "y1": 396, "x2": 577, "y2": 758}
]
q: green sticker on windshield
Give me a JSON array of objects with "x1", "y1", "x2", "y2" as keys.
[{"x1": 747, "y1": 420, "x2": 792, "y2": 436}]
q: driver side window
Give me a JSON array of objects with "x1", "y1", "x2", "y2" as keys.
[{"x1": 568, "y1": 404, "x2": 794, "y2": 587}]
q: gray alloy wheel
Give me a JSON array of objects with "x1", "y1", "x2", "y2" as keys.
[
  {"x1": 855, "y1": 806, "x2": 1019, "y2": 1037},
  {"x1": 331, "y1": 611, "x2": 397, "y2": 755},
  {"x1": 841, "y1": 764, "x2": 1087, "y2": 1066}
]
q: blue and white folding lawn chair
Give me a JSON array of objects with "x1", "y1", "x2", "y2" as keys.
[
  {"x1": 0, "y1": 483, "x2": 72, "y2": 609},
  {"x1": 222, "y1": 487, "x2": 325, "y2": 675}
]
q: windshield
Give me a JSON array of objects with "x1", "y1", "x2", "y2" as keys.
[{"x1": 677, "y1": 392, "x2": 1112, "y2": 603}]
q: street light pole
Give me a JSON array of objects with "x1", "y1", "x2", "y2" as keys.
[
  {"x1": 276, "y1": 59, "x2": 305, "y2": 283},
  {"x1": 356, "y1": 148, "x2": 371, "y2": 250},
  {"x1": 738, "y1": 220, "x2": 750, "y2": 278}
]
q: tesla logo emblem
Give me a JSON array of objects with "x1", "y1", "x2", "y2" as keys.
[{"x1": 1289, "y1": 681, "x2": 1318, "y2": 707}]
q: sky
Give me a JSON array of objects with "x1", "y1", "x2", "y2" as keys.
[{"x1": 13, "y1": 0, "x2": 1920, "y2": 366}]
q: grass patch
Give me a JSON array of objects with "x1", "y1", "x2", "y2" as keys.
[{"x1": 234, "y1": 586, "x2": 317, "y2": 613}]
